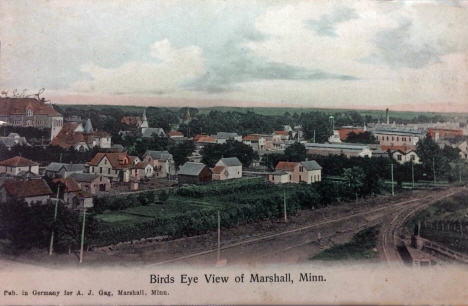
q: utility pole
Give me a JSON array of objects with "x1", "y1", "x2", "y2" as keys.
[
  {"x1": 459, "y1": 163, "x2": 462, "y2": 186},
  {"x1": 283, "y1": 190, "x2": 287, "y2": 221},
  {"x1": 411, "y1": 160, "x2": 415, "y2": 188},
  {"x1": 313, "y1": 130, "x2": 316, "y2": 143},
  {"x1": 80, "y1": 208, "x2": 87, "y2": 263},
  {"x1": 49, "y1": 153, "x2": 62, "y2": 256},
  {"x1": 391, "y1": 163, "x2": 394, "y2": 196},
  {"x1": 217, "y1": 210, "x2": 221, "y2": 262},
  {"x1": 432, "y1": 157, "x2": 436, "y2": 184}
]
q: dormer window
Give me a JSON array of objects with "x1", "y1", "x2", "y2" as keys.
[{"x1": 26, "y1": 109, "x2": 33, "y2": 116}]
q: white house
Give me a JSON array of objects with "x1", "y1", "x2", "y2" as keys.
[
  {"x1": 212, "y1": 157, "x2": 243, "y2": 181},
  {"x1": 0, "y1": 156, "x2": 40, "y2": 176}
]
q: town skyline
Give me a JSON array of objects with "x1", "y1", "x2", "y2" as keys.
[{"x1": 1, "y1": 0, "x2": 468, "y2": 112}]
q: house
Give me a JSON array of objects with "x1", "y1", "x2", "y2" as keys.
[
  {"x1": 0, "y1": 133, "x2": 30, "y2": 149},
  {"x1": 454, "y1": 140, "x2": 468, "y2": 159},
  {"x1": 142, "y1": 150, "x2": 176, "y2": 178},
  {"x1": 197, "y1": 136, "x2": 217, "y2": 149},
  {"x1": 212, "y1": 157, "x2": 243, "y2": 181},
  {"x1": 305, "y1": 143, "x2": 372, "y2": 158},
  {"x1": 52, "y1": 177, "x2": 93, "y2": 210},
  {"x1": 45, "y1": 162, "x2": 86, "y2": 178},
  {"x1": 268, "y1": 160, "x2": 322, "y2": 184},
  {"x1": 50, "y1": 119, "x2": 111, "y2": 151},
  {"x1": 427, "y1": 128, "x2": 463, "y2": 140},
  {"x1": 167, "y1": 131, "x2": 184, "y2": 139},
  {"x1": 0, "y1": 97, "x2": 63, "y2": 140},
  {"x1": 131, "y1": 162, "x2": 154, "y2": 181},
  {"x1": 69, "y1": 173, "x2": 111, "y2": 194},
  {"x1": 177, "y1": 162, "x2": 212, "y2": 186},
  {"x1": 273, "y1": 130, "x2": 290, "y2": 141},
  {"x1": 88, "y1": 152, "x2": 139, "y2": 182},
  {"x1": 0, "y1": 156, "x2": 40, "y2": 176},
  {"x1": 0, "y1": 179, "x2": 52, "y2": 204},
  {"x1": 390, "y1": 149, "x2": 420, "y2": 164},
  {"x1": 214, "y1": 132, "x2": 242, "y2": 142},
  {"x1": 242, "y1": 134, "x2": 267, "y2": 151}
]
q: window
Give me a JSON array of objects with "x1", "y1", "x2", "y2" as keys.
[
  {"x1": 299, "y1": 175, "x2": 302, "y2": 182},
  {"x1": 397, "y1": 155, "x2": 402, "y2": 161},
  {"x1": 108, "y1": 168, "x2": 110, "y2": 174},
  {"x1": 100, "y1": 167, "x2": 102, "y2": 174},
  {"x1": 104, "y1": 159, "x2": 107, "y2": 165},
  {"x1": 289, "y1": 175, "x2": 292, "y2": 181},
  {"x1": 392, "y1": 137, "x2": 394, "y2": 141},
  {"x1": 410, "y1": 155, "x2": 415, "y2": 161},
  {"x1": 26, "y1": 109, "x2": 33, "y2": 116},
  {"x1": 397, "y1": 137, "x2": 399, "y2": 141},
  {"x1": 299, "y1": 166, "x2": 304, "y2": 172}
]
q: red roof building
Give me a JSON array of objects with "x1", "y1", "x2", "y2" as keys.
[
  {"x1": 0, "y1": 97, "x2": 63, "y2": 140},
  {"x1": 0, "y1": 179, "x2": 52, "y2": 204}
]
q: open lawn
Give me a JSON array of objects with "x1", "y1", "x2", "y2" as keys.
[{"x1": 310, "y1": 226, "x2": 380, "y2": 261}]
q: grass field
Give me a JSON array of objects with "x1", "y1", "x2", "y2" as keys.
[
  {"x1": 94, "y1": 177, "x2": 297, "y2": 231},
  {"x1": 310, "y1": 226, "x2": 380, "y2": 261}
]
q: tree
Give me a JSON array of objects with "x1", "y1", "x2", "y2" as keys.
[
  {"x1": 169, "y1": 140, "x2": 196, "y2": 169},
  {"x1": 342, "y1": 167, "x2": 365, "y2": 201},
  {"x1": 345, "y1": 131, "x2": 378, "y2": 144},
  {"x1": 284, "y1": 142, "x2": 307, "y2": 162},
  {"x1": 200, "y1": 140, "x2": 258, "y2": 167}
]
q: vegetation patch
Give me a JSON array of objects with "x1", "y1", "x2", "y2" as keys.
[{"x1": 310, "y1": 226, "x2": 379, "y2": 261}]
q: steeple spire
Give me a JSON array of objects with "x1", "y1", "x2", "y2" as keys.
[
  {"x1": 84, "y1": 118, "x2": 93, "y2": 133},
  {"x1": 140, "y1": 109, "x2": 149, "y2": 133}
]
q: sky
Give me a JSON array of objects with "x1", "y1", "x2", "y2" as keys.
[{"x1": 0, "y1": 0, "x2": 468, "y2": 112}]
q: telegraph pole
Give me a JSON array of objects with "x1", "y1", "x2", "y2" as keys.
[
  {"x1": 313, "y1": 130, "x2": 316, "y2": 143},
  {"x1": 283, "y1": 190, "x2": 287, "y2": 221},
  {"x1": 80, "y1": 208, "x2": 87, "y2": 263},
  {"x1": 217, "y1": 210, "x2": 221, "y2": 262},
  {"x1": 411, "y1": 160, "x2": 415, "y2": 188},
  {"x1": 432, "y1": 157, "x2": 436, "y2": 184},
  {"x1": 391, "y1": 163, "x2": 394, "y2": 196},
  {"x1": 49, "y1": 153, "x2": 62, "y2": 256}
]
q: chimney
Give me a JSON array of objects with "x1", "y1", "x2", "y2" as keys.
[
  {"x1": 41, "y1": 97, "x2": 45, "y2": 105},
  {"x1": 386, "y1": 108, "x2": 389, "y2": 125}
]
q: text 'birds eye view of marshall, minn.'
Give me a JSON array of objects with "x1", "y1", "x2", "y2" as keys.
[{"x1": 1, "y1": 89, "x2": 468, "y2": 267}]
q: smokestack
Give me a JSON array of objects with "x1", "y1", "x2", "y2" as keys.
[{"x1": 386, "y1": 108, "x2": 389, "y2": 125}]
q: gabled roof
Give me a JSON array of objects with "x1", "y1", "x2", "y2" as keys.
[
  {"x1": 167, "y1": 131, "x2": 184, "y2": 137},
  {"x1": 134, "y1": 162, "x2": 150, "y2": 169},
  {"x1": 215, "y1": 132, "x2": 239, "y2": 139},
  {"x1": 88, "y1": 153, "x2": 132, "y2": 169},
  {"x1": 69, "y1": 173, "x2": 99, "y2": 183},
  {"x1": 380, "y1": 145, "x2": 416, "y2": 153},
  {"x1": 71, "y1": 189, "x2": 93, "y2": 199},
  {"x1": 53, "y1": 177, "x2": 82, "y2": 192},
  {"x1": 45, "y1": 162, "x2": 86, "y2": 172},
  {"x1": 300, "y1": 160, "x2": 322, "y2": 171},
  {"x1": 142, "y1": 128, "x2": 165, "y2": 138},
  {"x1": 0, "y1": 136, "x2": 30, "y2": 148},
  {"x1": 143, "y1": 150, "x2": 172, "y2": 161},
  {"x1": 0, "y1": 98, "x2": 62, "y2": 116},
  {"x1": 197, "y1": 136, "x2": 216, "y2": 143},
  {"x1": 275, "y1": 161, "x2": 298, "y2": 171},
  {"x1": 219, "y1": 157, "x2": 242, "y2": 167},
  {"x1": 1, "y1": 179, "x2": 52, "y2": 197},
  {"x1": 212, "y1": 166, "x2": 225, "y2": 174},
  {"x1": 0, "y1": 156, "x2": 39, "y2": 167},
  {"x1": 15, "y1": 170, "x2": 41, "y2": 179},
  {"x1": 193, "y1": 134, "x2": 208, "y2": 142},
  {"x1": 243, "y1": 135, "x2": 260, "y2": 141},
  {"x1": 178, "y1": 162, "x2": 210, "y2": 176},
  {"x1": 274, "y1": 130, "x2": 289, "y2": 136}
]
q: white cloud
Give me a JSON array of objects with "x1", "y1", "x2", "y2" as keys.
[{"x1": 71, "y1": 39, "x2": 205, "y2": 94}]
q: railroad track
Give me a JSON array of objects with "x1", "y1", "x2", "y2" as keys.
[
  {"x1": 149, "y1": 195, "x2": 438, "y2": 266},
  {"x1": 381, "y1": 188, "x2": 463, "y2": 265}
]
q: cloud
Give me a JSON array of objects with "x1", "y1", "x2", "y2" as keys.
[
  {"x1": 71, "y1": 39, "x2": 205, "y2": 94},
  {"x1": 307, "y1": 6, "x2": 359, "y2": 38}
]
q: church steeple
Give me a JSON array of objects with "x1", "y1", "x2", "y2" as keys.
[
  {"x1": 140, "y1": 109, "x2": 149, "y2": 133},
  {"x1": 84, "y1": 118, "x2": 93, "y2": 134}
]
